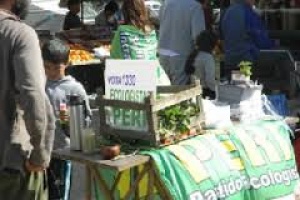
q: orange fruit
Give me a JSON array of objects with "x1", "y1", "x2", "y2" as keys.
[
  {"x1": 81, "y1": 55, "x2": 87, "y2": 60},
  {"x1": 74, "y1": 50, "x2": 80, "y2": 55}
]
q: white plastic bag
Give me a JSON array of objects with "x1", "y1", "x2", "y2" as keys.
[{"x1": 202, "y1": 99, "x2": 232, "y2": 129}]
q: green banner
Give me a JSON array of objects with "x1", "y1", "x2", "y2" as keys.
[
  {"x1": 144, "y1": 120, "x2": 299, "y2": 200},
  {"x1": 111, "y1": 25, "x2": 157, "y2": 60},
  {"x1": 94, "y1": 120, "x2": 299, "y2": 199},
  {"x1": 228, "y1": 120, "x2": 299, "y2": 199}
]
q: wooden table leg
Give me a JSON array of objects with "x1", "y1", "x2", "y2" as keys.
[
  {"x1": 151, "y1": 161, "x2": 173, "y2": 200},
  {"x1": 90, "y1": 165, "x2": 114, "y2": 200},
  {"x1": 134, "y1": 167, "x2": 139, "y2": 200},
  {"x1": 110, "y1": 171, "x2": 123, "y2": 194},
  {"x1": 124, "y1": 165, "x2": 149, "y2": 200},
  {"x1": 146, "y1": 166, "x2": 154, "y2": 200}
]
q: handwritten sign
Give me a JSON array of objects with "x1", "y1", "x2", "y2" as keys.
[{"x1": 105, "y1": 59, "x2": 157, "y2": 130}]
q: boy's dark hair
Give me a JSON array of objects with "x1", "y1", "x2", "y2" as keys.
[
  {"x1": 105, "y1": 1, "x2": 119, "y2": 14},
  {"x1": 68, "y1": 0, "x2": 80, "y2": 7},
  {"x1": 185, "y1": 30, "x2": 218, "y2": 75},
  {"x1": 42, "y1": 38, "x2": 70, "y2": 64}
]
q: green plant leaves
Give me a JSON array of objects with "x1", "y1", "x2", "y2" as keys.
[
  {"x1": 239, "y1": 61, "x2": 253, "y2": 77},
  {"x1": 158, "y1": 101, "x2": 199, "y2": 136}
]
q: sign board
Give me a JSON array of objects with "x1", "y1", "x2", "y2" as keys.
[{"x1": 105, "y1": 59, "x2": 157, "y2": 131}]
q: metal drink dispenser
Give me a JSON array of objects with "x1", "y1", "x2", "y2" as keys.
[{"x1": 69, "y1": 95, "x2": 85, "y2": 151}]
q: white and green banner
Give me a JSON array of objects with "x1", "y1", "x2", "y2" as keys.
[
  {"x1": 145, "y1": 120, "x2": 299, "y2": 200},
  {"x1": 94, "y1": 120, "x2": 299, "y2": 200}
]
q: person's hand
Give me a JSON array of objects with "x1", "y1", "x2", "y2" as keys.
[{"x1": 25, "y1": 160, "x2": 46, "y2": 172}]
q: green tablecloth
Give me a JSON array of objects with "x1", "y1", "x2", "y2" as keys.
[{"x1": 95, "y1": 119, "x2": 299, "y2": 200}]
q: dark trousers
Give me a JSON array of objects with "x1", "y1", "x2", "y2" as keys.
[
  {"x1": 0, "y1": 169, "x2": 48, "y2": 200},
  {"x1": 47, "y1": 158, "x2": 72, "y2": 200}
]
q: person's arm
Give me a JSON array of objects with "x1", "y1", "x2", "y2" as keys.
[
  {"x1": 247, "y1": 27, "x2": 275, "y2": 49},
  {"x1": 245, "y1": 8, "x2": 275, "y2": 49},
  {"x1": 191, "y1": 5, "x2": 206, "y2": 41},
  {"x1": 13, "y1": 24, "x2": 55, "y2": 168}
]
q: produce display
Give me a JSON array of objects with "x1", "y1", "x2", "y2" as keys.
[
  {"x1": 56, "y1": 27, "x2": 113, "y2": 65},
  {"x1": 69, "y1": 45, "x2": 94, "y2": 64},
  {"x1": 67, "y1": 42, "x2": 111, "y2": 64},
  {"x1": 158, "y1": 101, "x2": 200, "y2": 145},
  {"x1": 97, "y1": 81, "x2": 204, "y2": 149},
  {"x1": 98, "y1": 100, "x2": 201, "y2": 148}
]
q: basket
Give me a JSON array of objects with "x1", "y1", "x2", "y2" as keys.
[{"x1": 96, "y1": 80, "x2": 205, "y2": 147}]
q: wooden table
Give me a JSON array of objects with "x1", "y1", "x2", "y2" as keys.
[{"x1": 53, "y1": 149, "x2": 172, "y2": 200}]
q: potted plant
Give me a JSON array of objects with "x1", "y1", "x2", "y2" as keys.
[
  {"x1": 158, "y1": 100, "x2": 200, "y2": 144},
  {"x1": 159, "y1": 129, "x2": 173, "y2": 145},
  {"x1": 238, "y1": 61, "x2": 252, "y2": 82},
  {"x1": 188, "y1": 127, "x2": 197, "y2": 136},
  {"x1": 176, "y1": 124, "x2": 190, "y2": 140},
  {"x1": 174, "y1": 113, "x2": 190, "y2": 140}
]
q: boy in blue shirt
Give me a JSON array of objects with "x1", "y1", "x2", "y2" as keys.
[{"x1": 42, "y1": 38, "x2": 91, "y2": 200}]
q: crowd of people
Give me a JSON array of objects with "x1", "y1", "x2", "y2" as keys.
[{"x1": 0, "y1": 0, "x2": 278, "y2": 199}]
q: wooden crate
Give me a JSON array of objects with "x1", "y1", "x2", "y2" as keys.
[{"x1": 96, "y1": 80, "x2": 204, "y2": 147}]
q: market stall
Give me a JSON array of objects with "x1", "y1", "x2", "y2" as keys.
[
  {"x1": 29, "y1": 1, "x2": 300, "y2": 199},
  {"x1": 50, "y1": 0, "x2": 115, "y2": 94},
  {"x1": 53, "y1": 119, "x2": 299, "y2": 200},
  {"x1": 56, "y1": 26, "x2": 112, "y2": 93},
  {"x1": 52, "y1": 59, "x2": 300, "y2": 200}
]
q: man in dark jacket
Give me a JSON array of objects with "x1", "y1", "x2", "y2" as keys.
[
  {"x1": 220, "y1": 0, "x2": 275, "y2": 78},
  {"x1": 0, "y1": 0, "x2": 55, "y2": 199}
]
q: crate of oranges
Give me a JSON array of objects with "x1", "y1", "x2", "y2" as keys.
[{"x1": 69, "y1": 44, "x2": 99, "y2": 65}]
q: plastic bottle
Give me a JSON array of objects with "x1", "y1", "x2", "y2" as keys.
[{"x1": 59, "y1": 103, "x2": 69, "y2": 136}]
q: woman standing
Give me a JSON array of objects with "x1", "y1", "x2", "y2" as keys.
[
  {"x1": 110, "y1": 0, "x2": 170, "y2": 85},
  {"x1": 110, "y1": 0, "x2": 157, "y2": 60}
]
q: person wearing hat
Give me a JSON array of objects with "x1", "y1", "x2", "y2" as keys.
[{"x1": 63, "y1": 0, "x2": 81, "y2": 30}]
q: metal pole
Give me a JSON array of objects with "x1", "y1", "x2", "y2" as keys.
[{"x1": 81, "y1": 0, "x2": 84, "y2": 27}]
